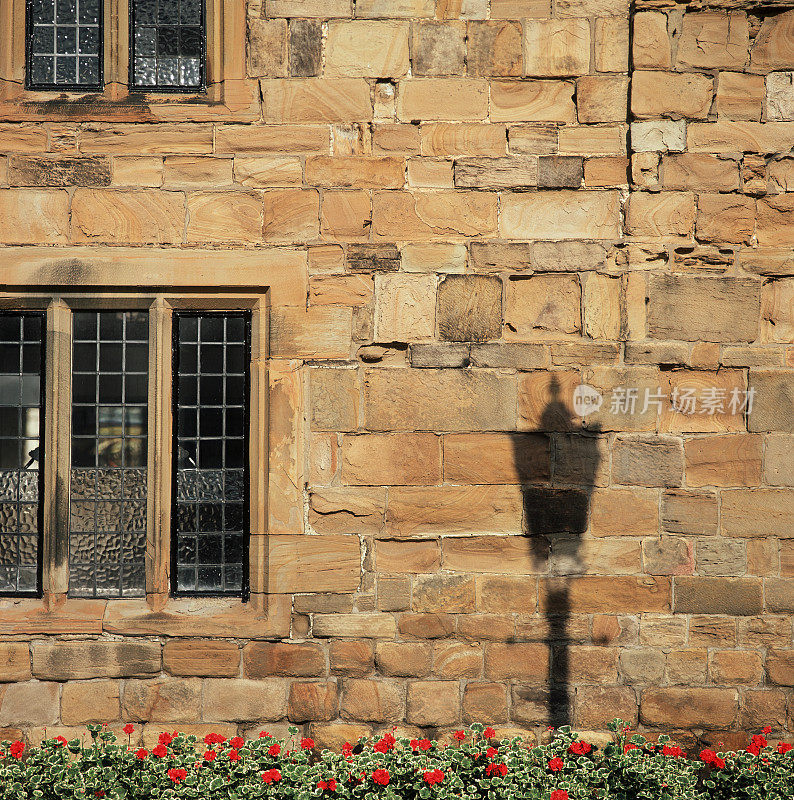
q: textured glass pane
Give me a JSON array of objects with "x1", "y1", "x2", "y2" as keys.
[
  {"x1": 28, "y1": 0, "x2": 101, "y2": 89},
  {"x1": 174, "y1": 314, "x2": 249, "y2": 595},
  {"x1": 130, "y1": 0, "x2": 204, "y2": 90},
  {"x1": 69, "y1": 312, "x2": 148, "y2": 598},
  {"x1": 0, "y1": 313, "x2": 43, "y2": 594}
]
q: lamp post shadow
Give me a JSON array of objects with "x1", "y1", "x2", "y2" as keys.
[{"x1": 514, "y1": 376, "x2": 602, "y2": 728}]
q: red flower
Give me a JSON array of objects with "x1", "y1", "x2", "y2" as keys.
[
  {"x1": 342, "y1": 742, "x2": 353, "y2": 758},
  {"x1": 123, "y1": 724, "x2": 134, "y2": 736},
  {"x1": 486, "y1": 746, "x2": 498, "y2": 760},
  {"x1": 410, "y1": 739, "x2": 419, "y2": 751},
  {"x1": 662, "y1": 745, "x2": 684, "y2": 758},
  {"x1": 262, "y1": 769, "x2": 281, "y2": 784},
  {"x1": 748, "y1": 734, "x2": 768, "y2": 755},
  {"x1": 135, "y1": 748, "x2": 148, "y2": 760},
  {"x1": 374, "y1": 733, "x2": 395, "y2": 753},
  {"x1": 778, "y1": 742, "x2": 793, "y2": 754},
  {"x1": 550, "y1": 791, "x2": 569, "y2": 800},
  {"x1": 483, "y1": 727, "x2": 496, "y2": 739},
  {"x1": 423, "y1": 769, "x2": 444, "y2": 786},
  {"x1": 318, "y1": 779, "x2": 338, "y2": 791},
  {"x1": 418, "y1": 739, "x2": 432, "y2": 751},
  {"x1": 301, "y1": 737, "x2": 315, "y2": 750},
  {"x1": 204, "y1": 733, "x2": 226, "y2": 746},
  {"x1": 94, "y1": 791, "x2": 105, "y2": 798},
  {"x1": 54, "y1": 736, "x2": 68, "y2": 746},
  {"x1": 568, "y1": 740, "x2": 591, "y2": 756},
  {"x1": 763, "y1": 726, "x2": 772, "y2": 734},
  {"x1": 204, "y1": 750, "x2": 217, "y2": 762},
  {"x1": 259, "y1": 731, "x2": 271, "y2": 738},
  {"x1": 372, "y1": 769, "x2": 390, "y2": 786},
  {"x1": 158, "y1": 732, "x2": 174, "y2": 746},
  {"x1": 9, "y1": 741, "x2": 24, "y2": 759},
  {"x1": 485, "y1": 762, "x2": 508, "y2": 778},
  {"x1": 230, "y1": 736, "x2": 244, "y2": 749},
  {"x1": 228, "y1": 749, "x2": 240, "y2": 762},
  {"x1": 624, "y1": 743, "x2": 638, "y2": 753},
  {"x1": 152, "y1": 744, "x2": 167, "y2": 758},
  {"x1": 168, "y1": 768, "x2": 187, "y2": 784},
  {"x1": 268, "y1": 743, "x2": 281, "y2": 757},
  {"x1": 548, "y1": 757, "x2": 564, "y2": 772},
  {"x1": 453, "y1": 730, "x2": 466, "y2": 741},
  {"x1": 700, "y1": 749, "x2": 725, "y2": 769}
]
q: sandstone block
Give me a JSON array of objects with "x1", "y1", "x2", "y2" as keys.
[
  {"x1": 340, "y1": 679, "x2": 403, "y2": 721},
  {"x1": 313, "y1": 614, "x2": 397, "y2": 639},
  {"x1": 185, "y1": 191, "x2": 262, "y2": 244},
  {"x1": 288, "y1": 681, "x2": 339, "y2": 722},
  {"x1": 642, "y1": 536, "x2": 694, "y2": 576},
  {"x1": 289, "y1": 19, "x2": 322, "y2": 77},
  {"x1": 685, "y1": 435, "x2": 762, "y2": 487},
  {"x1": 538, "y1": 156, "x2": 583, "y2": 188},
  {"x1": 355, "y1": 0, "x2": 434, "y2": 16},
  {"x1": 266, "y1": 0, "x2": 352, "y2": 16},
  {"x1": 751, "y1": 10, "x2": 794, "y2": 71},
  {"x1": 399, "y1": 613, "x2": 454, "y2": 639},
  {"x1": 696, "y1": 194, "x2": 755, "y2": 245},
  {"x1": 558, "y1": 125, "x2": 626, "y2": 156},
  {"x1": 32, "y1": 641, "x2": 160, "y2": 680},
  {"x1": 261, "y1": 79, "x2": 372, "y2": 123},
  {"x1": 0, "y1": 644, "x2": 30, "y2": 682},
  {"x1": 468, "y1": 21, "x2": 522, "y2": 77},
  {"x1": 247, "y1": 18, "x2": 287, "y2": 77},
  {"x1": 577, "y1": 76, "x2": 628, "y2": 124},
  {"x1": 463, "y1": 683, "x2": 508, "y2": 723},
  {"x1": 309, "y1": 368, "x2": 358, "y2": 432},
  {"x1": 433, "y1": 641, "x2": 483, "y2": 678},
  {"x1": 612, "y1": 435, "x2": 684, "y2": 487},
  {"x1": 268, "y1": 535, "x2": 360, "y2": 593},
  {"x1": 508, "y1": 124, "x2": 558, "y2": 155},
  {"x1": 749, "y1": 371, "x2": 794, "y2": 432},
  {"x1": 375, "y1": 643, "x2": 432, "y2": 677},
  {"x1": 413, "y1": 574, "x2": 476, "y2": 612},
  {"x1": 454, "y1": 156, "x2": 537, "y2": 188},
  {"x1": 309, "y1": 488, "x2": 385, "y2": 534},
  {"x1": 376, "y1": 540, "x2": 440, "y2": 573},
  {"x1": 373, "y1": 190, "x2": 497, "y2": 240},
  {"x1": 305, "y1": 157, "x2": 404, "y2": 189},
  {"x1": 767, "y1": 650, "x2": 794, "y2": 685},
  {"x1": 163, "y1": 641, "x2": 239, "y2": 677},
  {"x1": 523, "y1": 19, "x2": 590, "y2": 77},
  {"x1": 619, "y1": 648, "x2": 665, "y2": 684},
  {"x1": 443, "y1": 432, "x2": 549, "y2": 484},
  {"x1": 406, "y1": 680, "x2": 460, "y2": 726},
  {"x1": 204, "y1": 679, "x2": 286, "y2": 722},
  {"x1": 766, "y1": 579, "x2": 794, "y2": 612},
  {"x1": 9, "y1": 155, "x2": 110, "y2": 187},
  {"x1": 330, "y1": 641, "x2": 374, "y2": 676},
  {"x1": 582, "y1": 273, "x2": 621, "y2": 340},
  {"x1": 341, "y1": 433, "x2": 441, "y2": 485},
  {"x1": 647, "y1": 275, "x2": 760, "y2": 343},
  {"x1": 244, "y1": 643, "x2": 325, "y2": 679},
  {"x1": 271, "y1": 306, "x2": 351, "y2": 359},
  {"x1": 595, "y1": 17, "x2": 629, "y2": 72},
  {"x1": 716, "y1": 73, "x2": 764, "y2": 120},
  {"x1": 364, "y1": 368, "x2": 517, "y2": 432},
  {"x1": 123, "y1": 678, "x2": 202, "y2": 723},
  {"x1": 412, "y1": 21, "x2": 466, "y2": 76},
  {"x1": 0, "y1": 681, "x2": 59, "y2": 727},
  {"x1": 640, "y1": 688, "x2": 737, "y2": 728},
  {"x1": 490, "y1": 81, "x2": 575, "y2": 123},
  {"x1": 626, "y1": 191, "x2": 695, "y2": 237},
  {"x1": 421, "y1": 123, "x2": 506, "y2": 156},
  {"x1": 476, "y1": 575, "x2": 537, "y2": 614},
  {"x1": 632, "y1": 12, "x2": 670, "y2": 68},
  {"x1": 710, "y1": 650, "x2": 763, "y2": 685},
  {"x1": 540, "y1": 576, "x2": 671, "y2": 613},
  {"x1": 674, "y1": 577, "x2": 763, "y2": 615},
  {"x1": 721, "y1": 488, "x2": 794, "y2": 538},
  {"x1": 61, "y1": 680, "x2": 120, "y2": 724},
  {"x1": 575, "y1": 686, "x2": 638, "y2": 729},
  {"x1": 374, "y1": 273, "x2": 436, "y2": 342},
  {"x1": 326, "y1": 21, "x2": 409, "y2": 77},
  {"x1": 505, "y1": 274, "x2": 580, "y2": 338},
  {"x1": 397, "y1": 79, "x2": 488, "y2": 121},
  {"x1": 442, "y1": 536, "x2": 543, "y2": 576},
  {"x1": 764, "y1": 434, "x2": 794, "y2": 485},
  {"x1": 320, "y1": 190, "x2": 371, "y2": 241},
  {"x1": 72, "y1": 189, "x2": 183, "y2": 244},
  {"x1": 667, "y1": 649, "x2": 707, "y2": 685},
  {"x1": 215, "y1": 124, "x2": 329, "y2": 154},
  {"x1": 162, "y1": 156, "x2": 232, "y2": 187},
  {"x1": 484, "y1": 644, "x2": 549, "y2": 682},
  {"x1": 662, "y1": 154, "x2": 739, "y2": 191},
  {"x1": 80, "y1": 124, "x2": 212, "y2": 154},
  {"x1": 437, "y1": 275, "x2": 502, "y2": 342},
  {"x1": 500, "y1": 190, "x2": 620, "y2": 239},
  {"x1": 676, "y1": 11, "x2": 749, "y2": 69},
  {"x1": 631, "y1": 120, "x2": 686, "y2": 153}
]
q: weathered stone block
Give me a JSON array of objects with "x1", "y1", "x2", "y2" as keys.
[
  {"x1": 123, "y1": 678, "x2": 202, "y2": 723},
  {"x1": 633, "y1": 12, "x2": 670, "y2": 68},
  {"x1": 490, "y1": 80, "x2": 576, "y2": 123},
  {"x1": 468, "y1": 21, "x2": 522, "y2": 77},
  {"x1": 412, "y1": 22, "x2": 466, "y2": 76},
  {"x1": 685, "y1": 435, "x2": 762, "y2": 487},
  {"x1": 716, "y1": 72, "x2": 764, "y2": 121},
  {"x1": 437, "y1": 275, "x2": 502, "y2": 342},
  {"x1": 163, "y1": 641, "x2": 240, "y2": 677},
  {"x1": 612, "y1": 435, "x2": 684, "y2": 487},
  {"x1": 326, "y1": 21, "x2": 410, "y2": 78},
  {"x1": 248, "y1": 18, "x2": 287, "y2": 77},
  {"x1": 632, "y1": 71, "x2": 713, "y2": 119},
  {"x1": 625, "y1": 191, "x2": 695, "y2": 237},
  {"x1": 674, "y1": 577, "x2": 763, "y2": 615},
  {"x1": 288, "y1": 682, "x2": 339, "y2": 723},
  {"x1": 505, "y1": 275, "x2": 581, "y2": 338},
  {"x1": 749, "y1": 371, "x2": 794, "y2": 432},
  {"x1": 244, "y1": 643, "x2": 325, "y2": 679},
  {"x1": 61, "y1": 680, "x2": 120, "y2": 725},
  {"x1": 640, "y1": 688, "x2": 738, "y2": 728},
  {"x1": 523, "y1": 19, "x2": 590, "y2": 76},
  {"x1": 341, "y1": 433, "x2": 441, "y2": 485},
  {"x1": 676, "y1": 11, "x2": 749, "y2": 69},
  {"x1": 0, "y1": 681, "x2": 59, "y2": 727},
  {"x1": 501, "y1": 190, "x2": 620, "y2": 239},
  {"x1": 32, "y1": 641, "x2": 160, "y2": 680},
  {"x1": 406, "y1": 680, "x2": 460, "y2": 726},
  {"x1": 375, "y1": 643, "x2": 432, "y2": 677},
  {"x1": 696, "y1": 194, "x2": 755, "y2": 244},
  {"x1": 268, "y1": 535, "x2": 361, "y2": 593},
  {"x1": 454, "y1": 156, "x2": 537, "y2": 188},
  {"x1": 289, "y1": 19, "x2": 322, "y2": 77},
  {"x1": 397, "y1": 79, "x2": 488, "y2": 121},
  {"x1": 204, "y1": 679, "x2": 287, "y2": 722}
]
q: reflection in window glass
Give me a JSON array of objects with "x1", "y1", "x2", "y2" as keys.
[
  {"x1": 27, "y1": 0, "x2": 102, "y2": 89},
  {"x1": 69, "y1": 311, "x2": 148, "y2": 598},
  {"x1": 130, "y1": 0, "x2": 204, "y2": 90},
  {"x1": 173, "y1": 313, "x2": 249, "y2": 596},
  {"x1": 0, "y1": 313, "x2": 44, "y2": 595}
]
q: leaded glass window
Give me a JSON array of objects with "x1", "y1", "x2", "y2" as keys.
[
  {"x1": 130, "y1": 0, "x2": 204, "y2": 91},
  {"x1": 26, "y1": 0, "x2": 102, "y2": 89},
  {"x1": 69, "y1": 311, "x2": 148, "y2": 598},
  {"x1": 173, "y1": 313, "x2": 249, "y2": 596},
  {"x1": 0, "y1": 313, "x2": 44, "y2": 595}
]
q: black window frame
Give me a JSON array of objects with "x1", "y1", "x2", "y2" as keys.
[
  {"x1": 25, "y1": 0, "x2": 105, "y2": 92},
  {"x1": 128, "y1": 0, "x2": 207, "y2": 94},
  {"x1": 170, "y1": 310, "x2": 251, "y2": 601},
  {"x1": 0, "y1": 310, "x2": 46, "y2": 599}
]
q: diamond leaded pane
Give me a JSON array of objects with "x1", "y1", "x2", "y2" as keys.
[
  {"x1": 130, "y1": 0, "x2": 204, "y2": 90},
  {"x1": 0, "y1": 313, "x2": 44, "y2": 595},
  {"x1": 173, "y1": 313, "x2": 249, "y2": 596},
  {"x1": 27, "y1": 0, "x2": 102, "y2": 89},
  {"x1": 69, "y1": 311, "x2": 148, "y2": 598}
]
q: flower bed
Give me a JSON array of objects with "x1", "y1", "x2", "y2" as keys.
[{"x1": 0, "y1": 720, "x2": 792, "y2": 800}]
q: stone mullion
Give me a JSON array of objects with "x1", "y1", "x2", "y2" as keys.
[
  {"x1": 146, "y1": 297, "x2": 172, "y2": 608},
  {"x1": 43, "y1": 299, "x2": 71, "y2": 599}
]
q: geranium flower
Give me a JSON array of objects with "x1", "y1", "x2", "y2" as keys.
[
  {"x1": 568, "y1": 740, "x2": 591, "y2": 756},
  {"x1": 204, "y1": 750, "x2": 217, "y2": 762},
  {"x1": 548, "y1": 757, "x2": 564, "y2": 772},
  {"x1": 423, "y1": 769, "x2": 444, "y2": 786},
  {"x1": 342, "y1": 742, "x2": 353, "y2": 758},
  {"x1": 231, "y1": 736, "x2": 245, "y2": 749},
  {"x1": 168, "y1": 768, "x2": 187, "y2": 784},
  {"x1": 268, "y1": 743, "x2": 281, "y2": 757},
  {"x1": 453, "y1": 730, "x2": 466, "y2": 741},
  {"x1": 54, "y1": 736, "x2": 67, "y2": 746},
  {"x1": 301, "y1": 737, "x2": 315, "y2": 750},
  {"x1": 94, "y1": 791, "x2": 105, "y2": 798},
  {"x1": 204, "y1": 733, "x2": 226, "y2": 746},
  {"x1": 259, "y1": 731, "x2": 271, "y2": 738},
  {"x1": 662, "y1": 745, "x2": 684, "y2": 758},
  {"x1": 318, "y1": 779, "x2": 338, "y2": 791},
  {"x1": 372, "y1": 768, "x2": 390, "y2": 786},
  {"x1": 9, "y1": 741, "x2": 24, "y2": 759},
  {"x1": 763, "y1": 726, "x2": 772, "y2": 734},
  {"x1": 418, "y1": 739, "x2": 432, "y2": 751},
  {"x1": 624, "y1": 743, "x2": 638, "y2": 753},
  {"x1": 135, "y1": 748, "x2": 147, "y2": 760},
  {"x1": 158, "y1": 732, "x2": 173, "y2": 746},
  {"x1": 550, "y1": 791, "x2": 569, "y2": 800},
  {"x1": 483, "y1": 727, "x2": 496, "y2": 739},
  {"x1": 152, "y1": 744, "x2": 167, "y2": 758},
  {"x1": 777, "y1": 742, "x2": 792, "y2": 754},
  {"x1": 485, "y1": 762, "x2": 507, "y2": 777},
  {"x1": 123, "y1": 724, "x2": 134, "y2": 736},
  {"x1": 262, "y1": 769, "x2": 281, "y2": 784}
]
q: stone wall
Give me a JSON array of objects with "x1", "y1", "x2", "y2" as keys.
[{"x1": 0, "y1": 0, "x2": 793, "y2": 752}]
